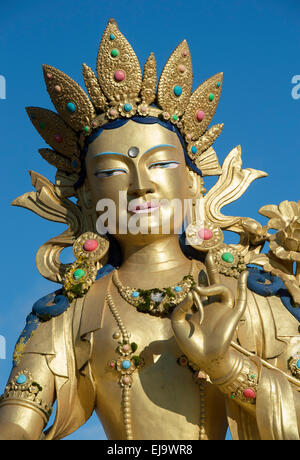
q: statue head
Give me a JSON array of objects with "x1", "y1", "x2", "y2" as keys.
[
  {"x1": 20, "y1": 19, "x2": 228, "y2": 287},
  {"x1": 83, "y1": 116, "x2": 204, "y2": 246}
]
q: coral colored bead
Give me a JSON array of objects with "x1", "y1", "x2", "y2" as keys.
[
  {"x1": 54, "y1": 134, "x2": 63, "y2": 143},
  {"x1": 123, "y1": 376, "x2": 131, "y2": 384},
  {"x1": 114, "y1": 70, "x2": 125, "y2": 81},
  {"x1": 123, "y1": 344, "x2": 130, "y2": 352},
  {"x1": 83, "y1": 239, "x2": 98, "y2": 252},
  {"x1": 46, "y1": 72, "x2": 52, "y2": 79},
  {"x1": 55, "y1": 85, "x2": 62, "y2": 93},
  {"x1": 178, "y1": 64, "x2": 185, "y2": 73},
  {"x1": 243, "y1": 388, "x2": 256, "y2": 399},
  {"x1": 196, "y1": 110, "x2": 205, "y2": 121},
  {"x1": 198, "y1": 228, "x2": 213, "y2": 240}
]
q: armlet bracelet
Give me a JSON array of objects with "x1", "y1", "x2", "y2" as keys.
[{"x1": 0, "y1": 369, "x2": 52, "y2": 424}]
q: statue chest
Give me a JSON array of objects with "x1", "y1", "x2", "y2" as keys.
[{"x1": 88, "y1": 292, "x2": 227, "y2": 440}]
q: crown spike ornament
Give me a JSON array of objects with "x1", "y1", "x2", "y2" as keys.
[{"x1": 26, "y1": 19, "x2": 224, "y2": 178}]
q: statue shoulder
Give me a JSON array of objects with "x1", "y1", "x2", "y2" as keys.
[{"x1": 13, "y1": 289, "x2": 72, "y2": 367}]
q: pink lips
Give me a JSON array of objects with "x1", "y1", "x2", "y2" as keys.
[{"x1": 128, "y1": 201, "x2": 161, "y2": 214}]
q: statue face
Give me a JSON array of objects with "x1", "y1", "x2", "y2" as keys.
[{"x1": 85, "y1": 121, "x2": 195, "y2": 240}]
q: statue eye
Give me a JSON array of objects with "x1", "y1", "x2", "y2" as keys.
[
  {"x1": 149, "y1": 161, "x2": 180, "y2": 170},
  {"x1": 94, "y1": 168, "x2": 128, "y2": 178}
]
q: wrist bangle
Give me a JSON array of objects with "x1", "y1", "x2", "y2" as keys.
[{"x1": 211, "y1": 357, "x2": 258, "y2": 405}]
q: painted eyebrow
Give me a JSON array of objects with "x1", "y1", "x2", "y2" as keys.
[
  {"x1": 93, "y1": 151, "x2": 128, "y2": 158},
  {"x1": 93, "y1": 144, "x2": 177, "y2": 158},
  {"x1": 143, "y1": 144, "x2": 177, "y2": 155}
]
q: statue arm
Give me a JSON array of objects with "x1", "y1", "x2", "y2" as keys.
[
  {"x1": 171, "y1": 253, "x2": 300, "y2": 439},
  {"x1": 0, "y1": 352, "x2": 55, "y2": 440}
]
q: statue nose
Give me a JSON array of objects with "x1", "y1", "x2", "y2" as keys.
[{"x1": 128, "y1": 186, "x2": 155, "y2": 197}]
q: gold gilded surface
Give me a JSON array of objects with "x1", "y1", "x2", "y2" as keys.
[
  {"x1": 182, "y1": 72, "x2": 223, "y2": 140},
  {"x1": 1, "y1": 20, "x2": 300, "y2": 441},
  {"x1": 82, "y1": 63, "x2": 107, "y2": 112},
  {"x1": 26, "y1": 107, "x2": 80, "y2": 158},
  {"x1": 140, "y1": 53, "x2": 157, "y2": 105},
  {"x1": 157, "y1": 40, "x2": 193, "y2": 117},
  {"x1": 43, "y1": 64, "x2": 95, "y2": 132},
  {"x1": 96, "y1": 21, "x2": 142, "y2": 103}
]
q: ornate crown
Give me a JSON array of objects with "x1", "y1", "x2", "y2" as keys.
[{"x1": 26, "y1": 18, "x2": 223, "y2": 179}]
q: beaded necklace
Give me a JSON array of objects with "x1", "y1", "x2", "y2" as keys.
[
  {"x1": 105, "y1": 263, "x2": 209, "y2": 440},
  {"x1": 112, "y1": 260, "x2": 197, "y2": 317}
]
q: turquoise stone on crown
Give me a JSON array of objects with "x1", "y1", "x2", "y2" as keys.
[
  {"x1": 174, "y1": 286, "x2": 182, "y2": 292},
  {"x1": 110, "y1": 33, "x2": 115, "y2": 40},
  {"x1": 66, "y1": 102, "x2": 76, "y2": 113},
  {"x1": 124, "y1": 103, "x2": 132, "y2": 112},
  {"x1": 173, "y1": 85, "x2": 182, "y2": 96},
  {"x1": 296, "y1": 359, "x2": 300, "y2": 369},
  {"x1": 131, "y1": 291, "x2": 140, "y2": 298},
  {"x1": 16, "y1": 374, "x2": 27, "y2": 385}
]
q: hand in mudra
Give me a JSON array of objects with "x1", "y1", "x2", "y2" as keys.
[{"x1": 171, "y1": 252, "x2": 248, "y2": 377}]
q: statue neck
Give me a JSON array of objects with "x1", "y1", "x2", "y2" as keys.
[{"x1": 115, "y1": 235, "x2": 193, "y2": 289}]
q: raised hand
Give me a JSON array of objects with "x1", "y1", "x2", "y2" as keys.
[{"x1": 171, "y1": 252, "x2": 248, "y2": 378}]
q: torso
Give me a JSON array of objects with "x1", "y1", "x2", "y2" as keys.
[{"x1": 89, "y1": 268, "x2": 228, "y2": 440}]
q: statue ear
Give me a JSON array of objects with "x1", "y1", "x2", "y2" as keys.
[{"x1": 186, "y1": 167, "x2": 201, "y2": 198}]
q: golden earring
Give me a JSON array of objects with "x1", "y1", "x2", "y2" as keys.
[{"x1": 63, "y1": 232, "x2": 109, "y2": 301}]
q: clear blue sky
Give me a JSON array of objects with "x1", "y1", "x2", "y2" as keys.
[{"x1": 0, "y1": 0, "x2": 299, "y2": 440}]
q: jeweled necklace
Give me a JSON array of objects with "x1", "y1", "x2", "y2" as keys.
[
  {"x1": 106, "y1": 273, "x2": 208, "y2": 441},
  {"x1": 106, "y1": 283, "x2": 144, "y2": 440},
  {"x1": 112, "y1": 260, "x2": 197, "y2": 316}
]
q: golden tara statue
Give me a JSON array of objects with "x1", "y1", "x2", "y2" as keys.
[{"x1": 0, "y1": 19, "x2": 299, "y2": 440}]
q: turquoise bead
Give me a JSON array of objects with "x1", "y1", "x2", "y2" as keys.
[
  {"x1": 16, "y1": 374, "x2": 27, "y2": 385},
  {"x1": 122, "y1": 360, "x2": 131, "y2": 370},
  {"x1": 110, "y1": 33, "x2": 115, "y2": 40},
  {"x1": 296, "y1": 359, "x2": 300, "y2": 369},
  {"x1": 191, "y1": 146, "x2": 197, "y2": 154},
  {"x1": 216, "y1": 81, "x2": 221, "y2": 88},
  {"x1": 174, "y1": 286, "x2": 182, "y2": 292},
  {"x1": 73, "y1": 269, "x2": 85, "y2": 280},
  {"x1": 131, "y1": 291, "x2": 140, "y2": 298},
  {"x1": 173, "y1": 85, "x2": 182, "y2": 96},
  {"x1": 66, "y1": 102, "x2": 76, "y2": 113},
  {"x1": 124, "y1": 103, "x2": 132, "y2": 112}
]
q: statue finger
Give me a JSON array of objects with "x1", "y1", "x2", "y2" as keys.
[
  {"x1": 205, "y1": 251, "x2": 220, "y2": 286},
  {"x1": 171, "y1": 291, "x2": 194, "y2": 323},
  {"x1": 194, "y1": 284, "x2": 234, "y2": 309},
  {"x1": 192, "y1": 290, "x2": 204, "y2": 325},
  {"x1": 232, "y1": 270, "x2": 249, "y2": 318}
]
